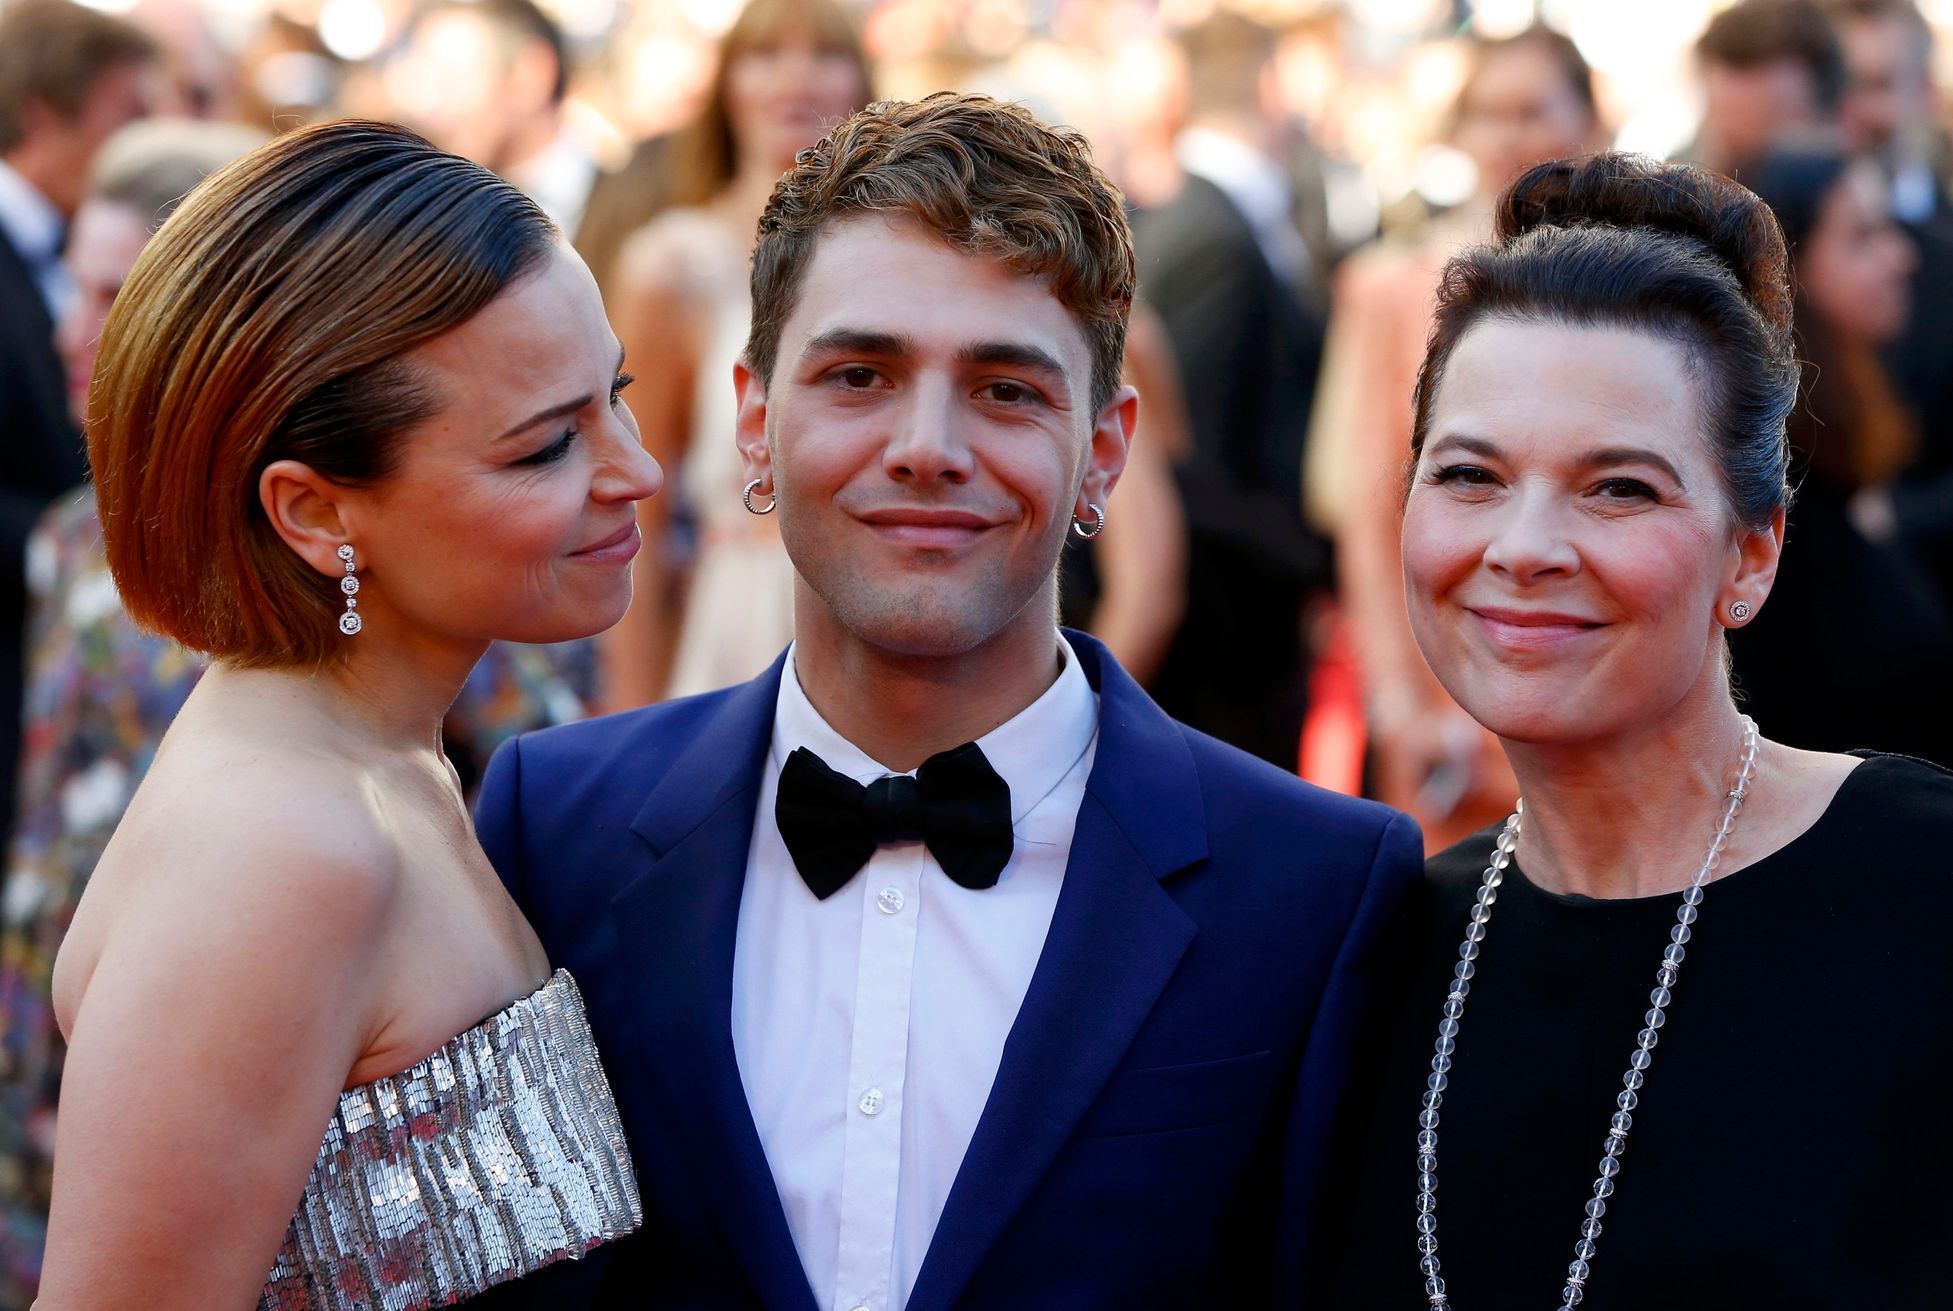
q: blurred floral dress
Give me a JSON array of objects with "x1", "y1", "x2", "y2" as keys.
[{"x1": 0, "y1": 492, "x2": 596, "y2": 1308}]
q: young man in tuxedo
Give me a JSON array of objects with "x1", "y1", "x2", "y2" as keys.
[{"x1": 475, "y1": 92, "x2": 1420, "y2": 1310}]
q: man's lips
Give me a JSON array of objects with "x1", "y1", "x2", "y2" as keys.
[
  {"x1": 855, "y1": 507, "x2": 1000, "y2": 549},
  {"x1": 1467, "y1": 605, "x2": 1607, "y2": 649},
  {"x1": 570, "y1": 520, "x2": 640, "y2": 562}
]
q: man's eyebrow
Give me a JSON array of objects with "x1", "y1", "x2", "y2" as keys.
[
  {"x1": 493, "y1": 343, "x2": 627, "y2": 443},
  {"x1": 956, "y1": 340, "x2": 1069, "y2": 385},
  {"x1": 799, "y1": 328, "x2": 913, "y2": 361}
]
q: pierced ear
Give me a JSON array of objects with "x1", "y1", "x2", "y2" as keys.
[
  {"x1": 260, "y1": 459, "x2": 356, "y2": 578},
  {"x1": 1721, "y1": 506, "x2": 1785, "y2": 627},
  {"x1": 1075, "y1": 384, "x2": 1139, "y2": 520},
  {"x1": 733, "y1": 360, "x2": 773, "y2": 490}
]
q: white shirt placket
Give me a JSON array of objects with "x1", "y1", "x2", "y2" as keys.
[{"x1": 830, "y1": 844, "x2": 925, "y2": 1311}]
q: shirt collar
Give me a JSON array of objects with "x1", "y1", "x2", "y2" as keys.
[
  {"x1": 772, "y1": 634, "x2": 1100, "y2": 826},
  {"x1": 0, "y1": 159, "x2": 63, "y2": 265}
]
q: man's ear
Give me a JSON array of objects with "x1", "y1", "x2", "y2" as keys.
[
  {"x1": 260, "y1": 459, "x2": 356, "y2": 578},
  {"x1": 734, "y1": 360, "x2": 774, "y2": 491},
  {"x1": 1720, "y1": 505, "x2": 1785, "y2": 629},
  {"x1": 1074, "y1": 384, "x2": 1138, "y2": 524}
]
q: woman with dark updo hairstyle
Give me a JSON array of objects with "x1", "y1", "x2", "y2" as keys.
[
  {"x1": 41, "y1": 121, "x2": 654, "y2": 1307},
  {"x1": 1324, "y1": 153, "x2": 1953, "y2": 1307}
]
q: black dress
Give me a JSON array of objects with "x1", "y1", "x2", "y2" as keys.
[{"x1": 1323, "y1": 753, "x2": 1953, "y2": 1309}]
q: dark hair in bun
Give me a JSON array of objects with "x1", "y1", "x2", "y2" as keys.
[{"x1": 1410, "y1": 152, "x2": 1798, "y2": 528}]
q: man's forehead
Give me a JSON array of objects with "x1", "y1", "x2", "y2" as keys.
[{"x1": 788, "y1": 214, "x2": 1088, "y2": 364}]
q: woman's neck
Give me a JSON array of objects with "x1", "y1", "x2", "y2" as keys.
[
  {"x1": 198, "y1": 627, "x2": 487, "y2": 761},
  {"x1": 1502, "y1": 685, "x2": 1758, "y2": 900}
]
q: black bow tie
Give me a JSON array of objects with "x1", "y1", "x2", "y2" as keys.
[{"x1": 775, "y1": 743, "x2": 1014, "y2": 899}]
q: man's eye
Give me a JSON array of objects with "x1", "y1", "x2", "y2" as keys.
[
  {"x1": 984, "y1": 381, "x2": 1033, "y2": 404},
  {"x1": 836, "y1": 366, "x2": 879, "y2": 388}
]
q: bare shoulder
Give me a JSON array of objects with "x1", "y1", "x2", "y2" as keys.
[{"x1": 56, "y1": 740, "x2": 401, "y2": 1034}]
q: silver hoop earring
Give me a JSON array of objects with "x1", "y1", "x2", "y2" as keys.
[
  {"x1": 337, "y1": 544, "x2": 362, "y2": 636},
  {"x1": 1071, "y1": 503, "x2": 1105, "y2": 540},
  {"x1": 1728, "y1": 600, "x2": 1752, "y2": 623},
  {"x1": 742, "y1": 477, "x2": 776, "y2": 516}
]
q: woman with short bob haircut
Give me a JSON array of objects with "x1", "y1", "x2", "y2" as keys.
[
  {"x1": 42, "y1": 120, "x2": 655, "y2": 1308},
  {"x1": 1326, "y1": 153, "x2": 1953, "y2": 1305}
]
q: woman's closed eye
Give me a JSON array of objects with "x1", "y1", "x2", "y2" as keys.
[
  {"x1": 513, "y1": 431, "x2": 576, "y2": 466},
  {"x1": 610, "y1": 371, "x2": 636, "y2": 406}
]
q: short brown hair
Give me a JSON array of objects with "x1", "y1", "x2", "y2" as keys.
[
  {"x1": 89, "y1": 119, "x2": 556, "y2": 667},
  {"x1": 745, "y1": 92, "x2": 1135, "y2": 413},
  {"x1": 1696, "y1": 0, "x2": 1848, "y2": 114},
  {"x1": 0, "y1": 0, "x2": 158, "y2": 154}
]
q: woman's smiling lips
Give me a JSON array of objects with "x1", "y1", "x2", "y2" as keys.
[
  {"x1": 856, "y1": 506, "x2": 999, "y2": 549},
  {"x1": 1467, "y1": 605, "x2": 1608, "y2": 650},
  {"x1": 569, "y1": 519, "x2": 641, "y2": 564}
]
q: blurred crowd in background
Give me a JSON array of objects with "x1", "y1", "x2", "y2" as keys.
[{"x1": 2, "y1": 0, "x2": 1952, "y2": 1301}]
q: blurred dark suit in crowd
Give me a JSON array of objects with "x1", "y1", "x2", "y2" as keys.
[
  {"x1": 1133, "y1": 11, "x2": 1325, "y2": 769},
  {"x1": 0, "y1": 0, "x2": 157, "y2": 856}
]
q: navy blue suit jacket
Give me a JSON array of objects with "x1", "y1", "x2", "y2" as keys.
[{"x1": 472, "y1": 631, "x2": 1419, "y2": 1309}]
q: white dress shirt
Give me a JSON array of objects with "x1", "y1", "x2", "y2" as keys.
[
  {"x1": 0, "y1": 158, "x2": 72, "y2": 324},
  {"x1": 730, "y1": 638, "x2": 1100, "y2": 1311}
]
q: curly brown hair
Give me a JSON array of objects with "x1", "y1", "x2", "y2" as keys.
[{"x1": 744, "y1": 92, "x2": 1136, "y2": 414}]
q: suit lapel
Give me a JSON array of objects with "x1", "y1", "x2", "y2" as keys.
[
  {"x1": 606, "y1": 652, "x2": 819, "y2": 1311},
  {"x1": 907, "y1": 633, "x2": 1209, "y2": 1310}
]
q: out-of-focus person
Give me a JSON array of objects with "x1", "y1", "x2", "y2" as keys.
[
  {"x1": 0, "y1": 118, "x2": 259, "y2": 1309},
  {"x1": 1726, "y1": 146, "x2": 1953, "y2": 762},
  {"x1": 599, "y1": 0, "x2": 870, "y2": 707},
  {"x1": 1823, "y1": 0, "x2": 1953, "y2": 599},
  {"x1": 0, "y1": 0, "x2": 159, "y2": 871},
  {"x1": 1328, "y1": 152, "x2": 1953, "y2": 1308},
  {"x1": 1319, "y1": 26, "x2": 1600, "y2": 849},
  {"x1": 1130, "y1": 10, "x2": 1325, "y2": 768},
  {"x1": 41, "y1": 119, "x2": 651, "y2": 1309},
  {"x1": 385, "y1": 0, "x2": 598, "y2": 237},
  {"x1": 1685, "y1": 0, "x2": 1847, "y2": 175}
]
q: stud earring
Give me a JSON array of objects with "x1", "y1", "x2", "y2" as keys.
[
  {"x1": 1728, "y1": 600, "x2": 1752, "y2": 623},
  {"x1": 337, "y1": 544, "x2": 362, "y2": 635},
  {"x1": 1071, "y1": 503, "x2": 1105, "y2": 540},
  {"x1": 742, "y1": 477, "x2": 776, "y2": 516}
]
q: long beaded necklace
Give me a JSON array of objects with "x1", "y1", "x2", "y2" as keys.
[{"x1": 1413, "y1": 716, "x2": 1760, "y2": 1310}]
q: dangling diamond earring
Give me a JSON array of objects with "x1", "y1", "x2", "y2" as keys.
[{"x1": 337, "y1": 544, "x2": 362, "y2": 635}]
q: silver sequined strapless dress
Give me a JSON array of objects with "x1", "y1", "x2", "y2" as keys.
[{"x1": 259, "y1": 970, "x2": 640, "y2": 1311}]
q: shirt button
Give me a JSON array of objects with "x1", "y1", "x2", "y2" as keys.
[
  {"x1": 877, "y1": 886, "x2": 905, "y2": 915},
  {"x1": 857, "y1": 1087, "x2": 884, "y2": 1116}
]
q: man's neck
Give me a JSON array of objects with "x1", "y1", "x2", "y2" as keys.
[{"x1": 790, "y1": 592, "x2": 1068, "y2": 773}]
